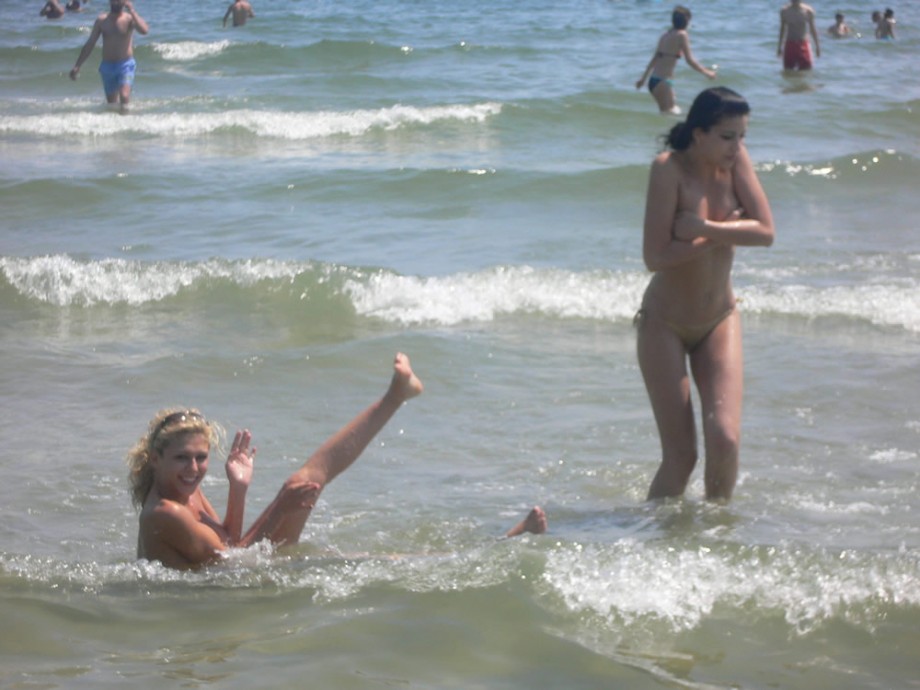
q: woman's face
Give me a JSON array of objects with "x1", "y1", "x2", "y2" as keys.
[
  {"x1": 694, "y1": 115, "x2": 748, "y2": 170},
  {"x1": 153, "y1": 432, "x2": 210, "y2": 501}
]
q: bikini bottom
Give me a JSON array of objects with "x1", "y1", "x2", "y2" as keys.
[
  {"x1": 635, "y1": 303, "x2": 736, "y2": 353},
  {"x1": 648, "y1": 75, "x2": 673, "y2": 93}
]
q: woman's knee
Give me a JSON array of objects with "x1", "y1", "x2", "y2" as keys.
[{"x1": 705, "y1": 418, "x2": 740, "y2": 458}]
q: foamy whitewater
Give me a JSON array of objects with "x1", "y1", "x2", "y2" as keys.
[{"x1": 1, "y1": 1, "x2": 918, "y2": 688}]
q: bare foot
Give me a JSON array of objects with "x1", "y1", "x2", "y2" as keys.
[
  {"x1": 388, "y1": 352, "x2": 423, "y2": 403},
  {"x1": 506, "y1": 506, "x2": 547, "y2": 538}
]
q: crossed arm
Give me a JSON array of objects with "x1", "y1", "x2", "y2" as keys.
[{"x1": 642, "y1": 147, "x2": 774, "y2": 272}]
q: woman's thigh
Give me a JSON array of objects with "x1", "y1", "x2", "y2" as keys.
[
  {"x1": 690, "y1": 309, "x2": 744, "y2": 435},
  {"x1": 637, "y1": 313, "x2": 696, "y2": 450}
]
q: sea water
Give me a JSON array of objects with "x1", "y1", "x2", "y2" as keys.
[{"x1": 1, "y1": 0, "x2": 918, "y2": 687}]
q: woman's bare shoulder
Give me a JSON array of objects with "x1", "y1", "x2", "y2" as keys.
[{"x1": 650, "y1": 150, "x2": 682, "y2": 179}]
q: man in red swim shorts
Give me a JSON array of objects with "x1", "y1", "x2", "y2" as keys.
[
  {"x1": 777, "y1": 0, "x2": 820, "y2": 71},
  {"x1": 783, "y1": 38, "x2": 812, "y2": 70}
]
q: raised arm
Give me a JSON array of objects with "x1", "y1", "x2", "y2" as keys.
[
  {"x1": 642, "y1": 154, "x2": 714, "y2": 271},
  {"x1": 223, "y1": 429, "x2": 255, "y2": 544},
  {"x1": 125, "y1": 1, "x2": 149, "y2": 35}
]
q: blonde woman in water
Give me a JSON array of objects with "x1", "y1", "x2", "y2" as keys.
[
  {"x1": 128, "y1": 353, "x2": 545, "y2": 570},
  {"x1": 635, "y1": 87, "x2": 774, "y2": 501}
]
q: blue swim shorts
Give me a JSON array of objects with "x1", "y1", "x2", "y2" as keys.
[{"x1": 98, "y1": 57, "x2": 136, "y2": 96}]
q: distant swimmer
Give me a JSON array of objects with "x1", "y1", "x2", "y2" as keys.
[
  {"x1": 827, "y1": 13, "x2": 851, "y2": 38},
  {"x1": 66, "y1": 0, "x2": 83, "y2": 11},
  {"x1": 878, "y1": 8, "x2": 896, "y2": 39},
  {"x1": 223, "y1": 0, "x2": 254, "y2": 27},
  {"x1": 40, "y1": 0, "x2": 66, "y2": 19},
  {"x1": 635, "y1": 5, "x2": 716, "y2": 116},
  {"x1": 870, "y1": 10, "x2": 883, "y2": 38},
  {"x1": 69, "y1": 0, "x2": 149, "y2": 113},
  {"x1": 127, "y1": 353, "x2": 545, "y2": 570},
  {"x1": 777, "y1": 0, "x2": 820, "y2": 71}
]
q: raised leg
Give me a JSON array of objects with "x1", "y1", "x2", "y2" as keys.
[
  {"x1": 243, "y1": 353, "x2": 423, "y2": 546},
  {"x1": 506, "y1": 506, "x2": 548, "y2": 537}
]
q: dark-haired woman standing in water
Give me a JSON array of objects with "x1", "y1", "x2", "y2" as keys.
[{"x1": 635, "y1": 87, "x2": 774, "y2": 502}]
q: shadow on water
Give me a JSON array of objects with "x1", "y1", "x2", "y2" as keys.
[{"x1": 781, "y1": 70, "x2": 821, "y2": 94}]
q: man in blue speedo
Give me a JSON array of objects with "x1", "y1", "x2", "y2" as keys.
[{"x1": 70, "y1": 0, "x2": 149, "y2": 112}]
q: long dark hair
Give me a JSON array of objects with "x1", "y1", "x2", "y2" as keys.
[{"x1": 664, "y1": 87, "x2": 750, "y2": 151}]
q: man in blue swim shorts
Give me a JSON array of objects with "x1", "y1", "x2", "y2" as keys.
[
  {"x1": 70, "y1": 0, "x2": 149, "y2": 112},
  {"x1": 98, "y1": 57, "x2": 137, "y2": 99}
]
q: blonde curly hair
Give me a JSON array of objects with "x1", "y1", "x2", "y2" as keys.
[{"x1": 126, "y1": 408, "x2": 225, "y2": 509}]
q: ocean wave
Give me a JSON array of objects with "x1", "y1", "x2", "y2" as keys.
[
  {"x1": 2, "y1": 255, "x2": 918, "y2": 332},
  {"x1": 151, "y1": 40, "x2": 232, "y2": 61},
  {"x1": 544, "y1": 539, "x2": 920, "y2": 635},
  {"x1": 344, "y1": 266, "x2": 647, "y2": 325},
  {"x1": 4, "y1": 535, "x2": 916, "y2": 638},
  {"x1": 757, "y1": 148, "x2": 916, "y2": 180},
  {"x1": 0, "y1": 255, "x2": 645, "y2": 322},
  {"x1": 742, "y1": 281, "x2": 920, "y2": 333},
  {"x1": 0, "y1": 255, "x2": 315, "y2": 307},
  {"x1": 0, "y1": 102, "x2": 502, "y2": 139}
]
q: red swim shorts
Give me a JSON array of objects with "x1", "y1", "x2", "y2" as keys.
[{"x1": 783, "y1": 39, "x2": 812, "y2": 70}]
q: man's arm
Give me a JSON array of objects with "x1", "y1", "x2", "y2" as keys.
[
  {"x1": 777, "y1": 11, "x2": 787, "y2": 55},
  {"x1": 223, "y1": 3, "x2": 233, "y2": 27},
  {"x1": 807, "y1": 10, "x2": 820, "y2": 56},
  {"x1": 125, "y1": 1, "x2": 149, "y2": 35},
  {"x1": 70, "y1": 17, "x2": 103, "y2": 79}
]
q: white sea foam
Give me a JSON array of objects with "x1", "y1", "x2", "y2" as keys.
[
  {"x1": 151, "y1": 40, "x2": 232, "y2": 61},
  {"x1": 3, "y1": 256, "x2": 919, "y2": 333},
  {"x1": 0, "y1": 103, "x2": 503, "y2": 139},
  {"x1": 742, "y1": 282, "x2": 920, "y2": 332},
  {"x1": 543, "y1": 540, "x2": 920, "y2": 634},
  {"x1": 868, "y1": 448, "x2": 918, "y2": 464},
  {"x1": 345, "y1": 266, "x2": 647, "y2": 325},
  {"x1": 0, "y1": 255, "x2": 304, "y2": 306}
]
